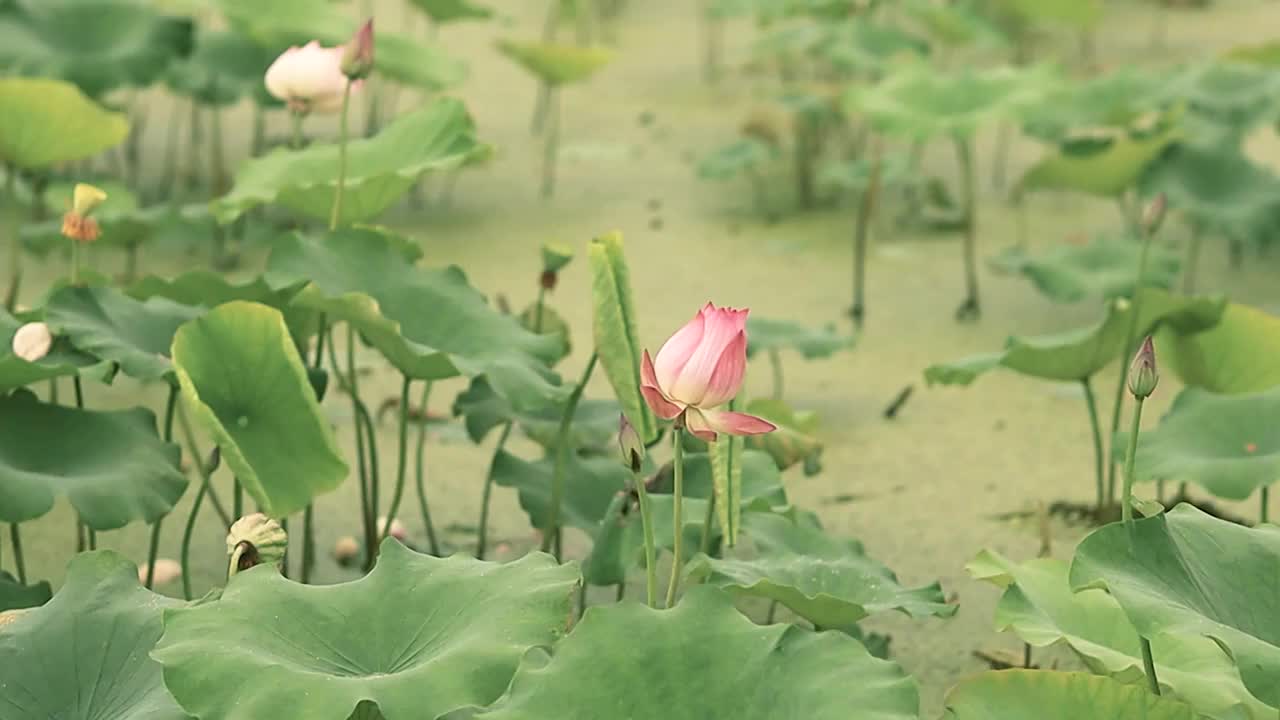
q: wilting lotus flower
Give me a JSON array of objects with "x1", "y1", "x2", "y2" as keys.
[
  {"x1": 61, "y1": 183, "x2": 107, "y2": 243},
  {"x1": 265, "y1": 41, "x2": 354, "y2": 114},
  {"x1": 641, "y1": 303, "x2": 776, "y2": 442},
  {"x1": 11, "y1": 322, "x2": 53, "y2": 362}
]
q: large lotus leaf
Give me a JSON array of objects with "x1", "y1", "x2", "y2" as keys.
[
  {"x1": 0, "y1": 0, "x2": 192, "y2": 96},
  {"x1": 903, "y1": 0, "x2": 1004, "y2": 49},
  {"x1": 743, "y1": 398, "x2": 823, "y2": 473},
  {"x1": 925, "y1": 289, "x2": 1226, "y2": 386},
  {"x1": 987, "y1": 235, "x2": 1180, "y2": 304},
  {"x1": 0, "y1": 77, "x2": 128, "y2": 169},
  {"x1": 1162, "y1": 61, "x2": 1280, "y2": 136},
  {"x1": 267, "y1": 229, "x2": 565, "y2": 413},
  {"x1": 746, "y1": 316, "x2": 854, "y2": 359},
  {"x1": 1157, "y1": 302, "x2": 1280, "y2": 394},
  {"x1": 822, "y1": 20, "x2": 930, "y2": 72},
  {"x1": 583, "y1": 451, "x2": 787, "y2": 586},
  {"x1": 0, "y1": 570, "x2": 50, "y2": 612},
  {"x1": 217, "y1": 0, "x2": 465, "y2": 90},
  {"x1": 0, "y1": 306, "x2": 101, "y2": 392},
  {"x1": 496, "y1": 40, "x2": 612, "y2": 86},
  {"x1": 408, "y1": 0, "x2": 491, "y2": 23},
  {"x1": 1141, "y1": 143, "x2": 1280, "y2": 237},
  {"x1": 970, "y1": 551, "x2": 1271, "y2": 720},
  {"x1": 44, "y1": 285, "x2": 202, "y2": 383},
  {"x1": 0, "y1": 552, "x2": 186, "y2": 719},
  {"x1": 478, "y1": 586, "x2": 919, "y2": 720},
  {"x1": 1021, "y1": 121, "x2": 1180, "y2": 198},
  {"x1": 166, "y1": 29, "x2": 273, "y2": 106},
  {"x1": 944, "y1": 670, "x2": 1198, "y2": 720},
  {"x1": 1119, "y1": 387, "x2": 1280, "y2": 501},
  {"x1": 213, "y1": 99, "x2": 484, "y2": 224},
  {"x1": 171, "y1": 301, "x2": 347, "y2": 518},
  {"x1": 129, "y1": 270, "x2": 314, "y2": 348},
  {"x1": 588, "y1": 232, "x2": 658, "y2": 443},
  {"x1": 687, "y1": 512, "x2": 954, "y2": 628},
  {"x1": 492, "y1": 449, "x2": 629, "y2": 533},
  {"x1": 848, "y1": 63, "x2": 1051, "y2": 138},
  {"x1": 1071, "y1": 504, "x2": 1280, "y2": 708},
  {"x1": 155, "y1": 543, "x2": 578, "y2": 720},
  {"x1": 0, "y1": 390, "x2": 185, "y2": 529},
  {"x1": 1022, "y1": 67, "x2": 1166, "y2": 142},
  {"x1": 697, "y1": 138, "x2": 777, "y2": 180}
]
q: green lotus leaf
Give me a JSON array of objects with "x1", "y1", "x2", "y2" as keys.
[
  {"x1": 850, "y1": 62, "x2": 1053, "y2": 139},
  {"x1": 944, "y1": 670, "x2": 1198, "y2": 720},
  {"x1": 1141, "y1": 143, "x2": 1280, "y2": 237},
  {"x1": 519, "y1": 398, "x2": 622, "y2": 451},
  {"x1": 517, "y1": 301, "x2": 571, "y2": 365},
  {"x1": 166, "y1": 29, "x2": 273, "y2": 106},
  {"x1": 752, "y1": 22, "x2": 832, "y2": 59},
  {"x1": 19, "y1": 180, "x2": 155, "y2": 257},
  {"x1": 588, "y1": 232, "x2": 657, "y2": 443},
  {"x1": 478, "y1": 585, "x2": 918, "y2": 720},
  {"x1": 987, "y1": 0, "x2": 1103, "y2": 29},
  {"x1": 267, "y1": 228, "x2": 565, "y2": 413},
  {"x1": 408, "y1": 0, "x2": 492, "y2": 23},
  {"x1": 1163, "y1": 61, "x2": 1280, "y2": 137},
  {"x1": 496, "y1": 40, "x2": 613, "y2": 86},
  {"x1": 818, "y1": 151, "x2": 914, "y2": 194},
  {"x1": 970, "y1": 551, "x2": 1271, "y2": 720},
  {"x1": 0, "y1": 0, "x2": 192, "y2": 97},
  {"x1": 583, "y1": 451, "x2": 787, "y2": 586},
  {"x1": 0, "y1": 77, "x2": 128, "y2": 169},
  {"x1": 0, "y1": 570, "x2": 50, "y2": 612},
  {"x1": 0, "y1": 389, "x2": 185, "y2": 528},
  {"x1": 743, "y1": 398, "x2": 823, "y2": 473},
  {"x1": 44, "y1": 285, "x2": 202, "y2": 384},
  {"x1": 217, "y1": 0, "x2": 466, "y2": 90},
  {"x1": 697, "y1": 138, "x2": 777, "y2": 181},
  {"x1": 1022, "y1": 67, "x2": 1167, "y2": 143},
  {"x1": 925, "y1": 289, "x2": 1226, "y2": 386},
  {"x1": 0, "y1": 552, "x2": 186, "y2": 719},
  {"x1": 1118, "y1": 386, "x2": 1280, "y2": 501},
  {"x1": 746, "y1": 316, "x2": 854, "y2": 359},
  {"x1": 154, "y1": 543, "x2": 578, "y2": 720},
  {"x1": 0, "y1": 306, "x2": 101, "y2": 392},
  {"x1": 129, "y1": 270, "x2": 314, "y2": 349},
  {"x1": 1021, "y1": 119, "x2": 1179, "y2": 198},
  {"x1": 821, "y1": 20, "x2": 929, "y2": 72},
  {"x1": 1225, "y1": 41, "x2": 1280, "y2": 67},
  {"x1": 171, "y1": 301, "x2": 347, "y2": 518},
  {"x1": 903, "y1": 0, "x2": 1004, "y2": 49},
  {"x1": 1157, "y1": 302, "x2": 1280, "y2": 394},
  {"x1": 1071, "y1": 504, "x2": 1280, "y2": 708},
  {"x1": 492, "y1": 449, "x2": 629, "y2": 534},
  {"x1": 214, "y1": 98, "x2": 484, "y2": 224},
  {"x1": 687, "y1": 512, "x2": 954, "y2": 628},
  {"x1": 987, "y1": 235, "x2": 1181, "y2": 304}
]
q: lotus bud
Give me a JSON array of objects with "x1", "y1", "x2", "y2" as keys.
[
  {"x1": 332, "y1": 535, "x2": 360, "y2": 566},
  {"x1": 377, "y1": 515, "x2": 407, "y2": 542},
  {"x1": 226, "y1": 513, "x2": 288, "y2": 577},
  {"x1": 1141, "y1": 193, "x2": 1167, "y2": 237},
  {"x1": 618, "y1": 414, "x2": 644, "y2": 472},
  {"x1": 11, "y1": 322, "x2": 53, "y2": 362},
  {"x1": 341, "y1": 19, "x2": 375, "y2": 80},
  {"x1": 138, "y1": 558, "x2": 183, "y2": 586},
  {"x1": 61, "y1": 183, "x2": 107, "y2": 243},
  {"x1": 1127, "y1": 336, "x2": 1159, "y2": 399}
]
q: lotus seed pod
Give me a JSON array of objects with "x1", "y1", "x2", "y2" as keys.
[
  {"x1": 1127, "y1": 336, "x2": 1159, "y2": 400},
  {"x1": 540, "y1": 242, "x2": 574, "y2": 275},
  {"x1": 226, "y1": 513, "x2": 288, "y2": 577},
  {"x1": 11, "y1": 322, "x2": 53, "y2": 362}
]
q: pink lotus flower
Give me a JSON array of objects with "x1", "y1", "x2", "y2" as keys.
[
  {"x1": 265, "y1": 41, "x2": 356, "y2": 115},
  {"x1": 641, "y1": 303, "x2": 776, "y2": 442}
]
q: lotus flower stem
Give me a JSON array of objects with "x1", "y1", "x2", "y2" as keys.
[
  {"x1": 330, "y1": 81, "x2": 355, "y2": 230},
  {"x1": 543, "y1": 353, "x2": 599, "y2": 560},
  {"x1": 699, "y1": 486, "x2": 716, "y2": 555},
  {"x1": 179, "y1": 481, "x2": 205, "y2": 601},
  {"x1": 952, "y1": 134, "x2": 980, "y2": 321},
  {"x1": 7, "y1": 524, "x2": 25, "y2": 584},
  {"x1": 541, "y1": 89, "x2": 562, "y2": 198},
  {"x1": 1106, "y1": 216, "x2": 1159, "y2": 506},
  {"x1": 290, "y1": 111, "x2": 306, "y2": 151},
  {"x1": 533, "y1": 286, "x2": 547, "y2": 334},
  {"x1": 414, "y1": 382, "x2": 441, "y2": 556},
  {"x1": 232, "y1": 479, "x2": 243, "y2": 520},
  {"x1": 1081, "y1": 377, "x2": 1106, "y2": 513},
  {"x1": 850, "y1": 141, "x2": 882, "y2": 327},
  {"x1": 664, "y1": 426, "x2": 686, "y2": 609},
  {"x1": 631, "y1": 466, "x2": 659, "y2": 607},
  {"x1": 1122, "y1": 397, "x2": 1146, "y2": 544},
  {"x1": 1262, "y1": 486, "x2": 1270, "y2": 525},
  {"x1": 380, "y1": 376, "x2": 416, "y2": 546},
  {"x1": 476, "y1": 422, "x2": 513, "y2": 559},
  {"x1": 144, "y1": 386, "x2": 179, "y2": 589}
]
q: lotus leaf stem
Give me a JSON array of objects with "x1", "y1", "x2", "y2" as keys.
[
  {"x1": 1262, "y1": 486, "x2": 1270, "y2": 525},
  {"x1": 330, "y1": 81, "x2": 354, "y2": 229},
  {"x1": 476, "y1": 421, "x2": 513, "y2": 559},
  {"x1": 953, "y1": 134, "x2": 980, "y2": 321},
  {"x1": 380, "y1": 376, "x2": 415, "y2": 546},
  {"x1": 543, "y1": 353, "x2": 599, "y2": 560},
  {"x1": 179, "y1": 482, "x2": 205, "y2": 601},
  {"x1": 414, "y1": 382, "x2": 441, "y2": 556},
  {"x1": 632, "y1": 466, "x2": 659, "y2": 608},
  {"x1": 4, "y1": 164, "x2": 21, "y2": 311},
  {"x1": 665, "y1": 426, "x2": 686, "y2": 609},
  {"x1": 176, "y1": 401, "x2": 231, "y2": 528},
  {"x1": 8, "y1": 524, "x2": 25, "y2": 584},
  {"x1": 1081, "y1": 377, "x2": 1106, "y2": 513},
  {"x1": 143, "y1": 386, "x2": 179, "y2": 589},
  {"x1": 541, "y1": 89, "x2": 562, "y2": 198}
]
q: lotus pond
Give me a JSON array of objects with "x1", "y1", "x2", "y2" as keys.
[{"x1": 2, "y1": 0, "x2": 1280, "y2": 718}]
